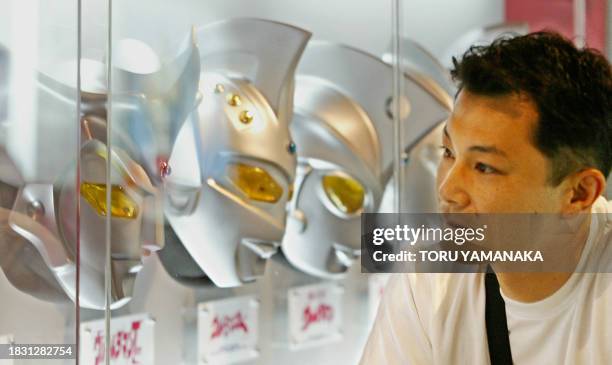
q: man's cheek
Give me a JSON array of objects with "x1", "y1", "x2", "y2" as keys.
[{"x1": 474, "y1": 184, "x2": 517, "y2": 213}]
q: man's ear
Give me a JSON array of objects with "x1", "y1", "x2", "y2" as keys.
[{"x1": 564, "y1": 168, "x2": 606, "y2": 213}]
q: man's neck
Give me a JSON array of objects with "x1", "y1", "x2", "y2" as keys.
[
  {"x1": 494, "y1": 214, "x2": 592, "y2": 303},
  {"x1": 495, "y1": 272, "x2": 573, "y2": 302}
]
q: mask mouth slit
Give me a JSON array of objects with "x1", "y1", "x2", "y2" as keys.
[{"x1": 236, "y1": 238, "x2": 280, "y2": 283}]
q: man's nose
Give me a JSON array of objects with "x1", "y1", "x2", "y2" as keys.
[{"x1": 438, "y1": 164, "x2": 470, "y2": 212}]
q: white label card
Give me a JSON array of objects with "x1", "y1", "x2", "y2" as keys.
[
  {"x1": 197, "y1": 295, "x2": 259, "y2": 364},
  {"x1": 368, "y1": 274, "x2": 391, "y2": 323},
  {"x1": 0, "y1": 334, "x2": 14, "y2": 365},
  {"x1": 288, "y1": 282, "x2": 343, "y2": 350},
  {"x1": 80, "y1": 313, "x2": 155, "y2": 365}
]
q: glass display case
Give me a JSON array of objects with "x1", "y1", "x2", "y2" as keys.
[
  {"x1": 104, "y1": 2, "x2": 401, "y2": 364},
  {"x1": 0, "y1": 0, "x2": 608, "y2": 364}
]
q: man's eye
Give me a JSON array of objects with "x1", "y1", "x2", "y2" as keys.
[
  {"x1": 440, "y1": 146, "x2": 454, "y2": 159},
  {"x1": 475, "y1": 162, "x2": 499, "y2": 174}
]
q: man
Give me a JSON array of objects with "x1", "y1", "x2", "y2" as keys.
[{"x1": 361, "y1": 32, "x2": 611, "y2": 364}]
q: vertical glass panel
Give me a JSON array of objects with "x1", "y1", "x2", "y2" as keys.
[
  {"x1": 0, "y1": 0, "x2": 79, "y2": 364},
  {"x1": 76, "y1": 1, "x2": 116, "y2": 364}
]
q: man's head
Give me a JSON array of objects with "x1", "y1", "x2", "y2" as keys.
[{"x1": 437, "y1": 31, "x2": 612, "y2": 214}]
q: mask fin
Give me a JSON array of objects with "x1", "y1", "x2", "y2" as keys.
[{"x1": 194, "y1": 18, "x2": 311, "y2": 125}]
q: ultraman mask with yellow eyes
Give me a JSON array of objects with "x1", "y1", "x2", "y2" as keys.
[
  {"x1": 281, "y1": 42, "x2": 452, "y2": 278},
  {"x1": 163, "y1": 18, "x2": 311, "y2": 288},
  {"x1": 0, "y1": 107, "x2": 155, "y2": 310},
  {"x1": 0, "y1": 37, "x2": 198, "y2": 309}
]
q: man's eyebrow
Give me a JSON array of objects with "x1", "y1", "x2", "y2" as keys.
[
  {"x1": 468, "y1": 145, "x2": 508, "y2": 157},
  {"x1": 443, "y1": 125, "x2": 508, "y2": 157}
]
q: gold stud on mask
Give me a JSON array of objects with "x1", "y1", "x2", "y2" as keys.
[
  {"x1": 239, "y1": 110, "x2": 254, "y2": 124},
  {"x1": 226, "y1": 93, "x2": 242, "y2": 107}
]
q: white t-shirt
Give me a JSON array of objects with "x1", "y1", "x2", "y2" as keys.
[{"x1": 361, "y1": 197, "x2": 612, "y2": 365}]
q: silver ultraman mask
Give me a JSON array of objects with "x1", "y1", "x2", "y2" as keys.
[
  {"x1": 163, "y1": 19, "x2": 311, "y2": 288},
  {"x1": 59, "y1": 135, "x2": 160, "y2": 310},
  {"x1": 0, "y1": 36, "x2": 197, "y2": 309},
  {"x1": 281, "y1": 42, "x2": 452, "y2": 278},
  {"x1": 0, "y1": 80, "x2": 153, "y2": 310},
  {"x1": 282, "y1": 80, "x2": 383, "y2": 279}
]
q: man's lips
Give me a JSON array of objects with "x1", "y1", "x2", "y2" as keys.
[{"x1": 441, "y1": 213, "x2": 485, "y2": 230}]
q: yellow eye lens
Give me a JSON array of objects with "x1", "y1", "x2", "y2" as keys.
[
  {"x1": 81, "y1": 182, "x2": 139, "y2": 219},
  {"x1": 227, "y1": 163, "x2": 283, "y2": 203},
  {"x1": 322, "y1": 175, "x2": 365, "y2": 215}
]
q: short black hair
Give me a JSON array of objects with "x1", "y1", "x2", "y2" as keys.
[{"x1": 451, "y1": 31, "x2": 612, "y2": 185}]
